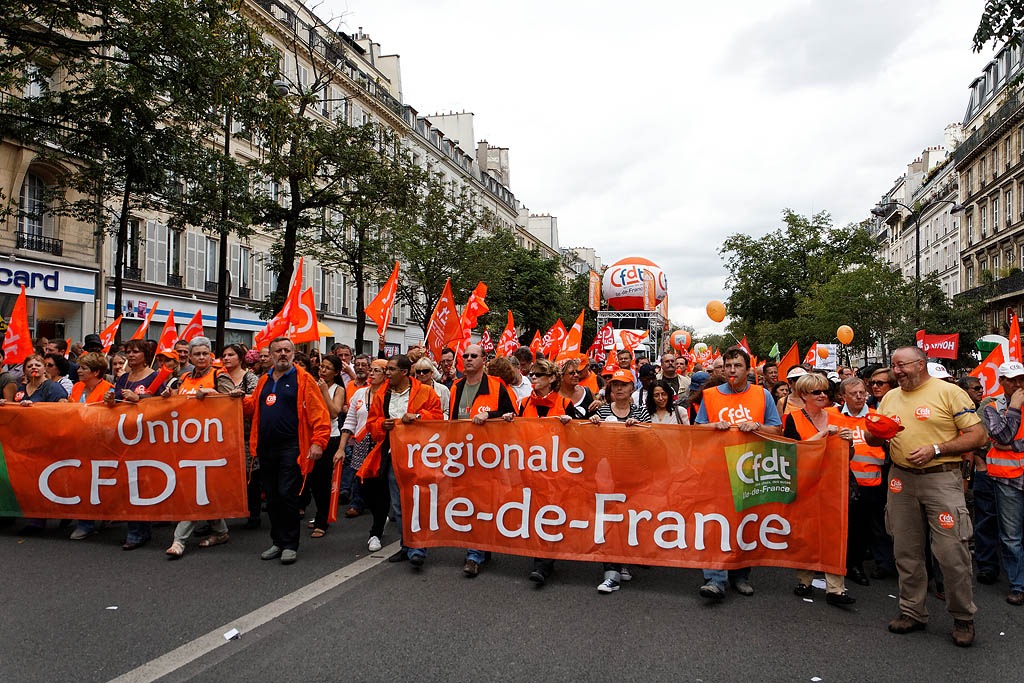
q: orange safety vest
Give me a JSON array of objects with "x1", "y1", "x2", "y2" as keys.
[
  {"x1": 519, "y1": 392, "x2": 572, "y2": 418},
  {"x1": 702, "y1": 383, "x2": 767, "y2": 426},
  {"x1": 578, "y1": 373, "x2": 599, "y2": 394},
  {"x1": 69, "y1": 379, "x2": 113, "y2": 404},
  {"x1": 178, "y1": 368, "x2": 225, "y2": 396},
  {"x1": 788, "y1": 409, "x2": 821, "y2": 440},
  {"x1": 986, "y1": 412, "x2": 1024, "y2": 479},
  {"x1": 829, "y1": 407, "x2": 885, "y2": 486},
  {"x1": 449, "y1": 374, "x2": 513, "y2": 419},
  {"x1": 345, "y1": 380, "x2": 366, "y2": 403}
]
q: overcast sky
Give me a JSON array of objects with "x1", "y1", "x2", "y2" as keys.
[{"x1": 321, "y1": 0, "x2": 991, "y2": 334}]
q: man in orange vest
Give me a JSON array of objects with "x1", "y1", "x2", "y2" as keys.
[
  {"x1": 694, "y1": 346, "x2": 782, "y2": 600},
  {"x1": 449, "y1": 343, "x2": 517, "y2": 577},
  {"x1": 978, "y1": 361, "x2": 1024, "y2": 607},
  {"x1": 834, "y1": 377, "x2": 894, "y2": 585}
]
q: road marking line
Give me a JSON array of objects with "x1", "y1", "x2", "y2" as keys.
[{"x1": 109, "y1": 541, "x2": 400, "y2": 683}]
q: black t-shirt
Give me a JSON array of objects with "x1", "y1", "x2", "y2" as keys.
[{"x1": 258, "y1": 368, "x2": 300, "y2": 447}]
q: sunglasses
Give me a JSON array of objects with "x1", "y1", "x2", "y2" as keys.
[
  {"x1": 808, "y1": 389, "x2": 829, "y2": 396},
  {"x1": 462, "y1": 353, "x2": 480, "y2": 359},
  {"x1": 415, "y1": 368, "x2": 432, "y2": 375},
  {"x1": 529, "y1": 372, "x2": 550, "y2": 378},
  {"x1": 869, "y1": 380, "x2": 889, "y2": 386}
]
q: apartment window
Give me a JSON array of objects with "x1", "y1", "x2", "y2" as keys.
[
  {"x1": 23, "y1": 63, "x2": 45, "y2": 98},
  {"x1": 995, "y1": 199, "x2": 1000, "y2": 231},
  {"x1": 297, "y1": 64, "x2": 309, "y2": 91},
  {"x1": 18, "y1": 172, "x2": 48, "y2": 236},
  {"x1": 982, "y1": 205, "x2": 988, "y2": 236},
  {"x1": 1010, "y1": 191, "x2": 1014, "y2": 225},
  {"x1": 982, "y1": 157, "x2": 987, "y2": 180},
  {"x1": 967, "y1": 168, "x2": 973, "y2": 193},
  {"x1": 1020, "y1": 244, "x2": 1024, "y2": 267},
  {"x1": 968, "y1": 266, "x2": 975, "y2": 287},
  {"x1": 1007, "y1": 137, "x2": 1013, "y2": 170},
  {"x1": 994, "y1": 254, "x2": 1000, "y2": 272},
  {"x1": 168, "y1": 229, "x2": 181, "y2": 278},
  {"x1": 126, "y1": 219, "x2": 142, "y2": 271},
  {"x1": 993, "y1": 149, "x2": 998, "y2": 174},
  {"x1": 205, "y1": 237, "x2": 218, "y2": 284},
  {"x1": 1020, "y1": 127, "x2": 1024, "y2": 157},
  {"x1": 238, "y1": 246, "x2": 250, "y2": 291}
]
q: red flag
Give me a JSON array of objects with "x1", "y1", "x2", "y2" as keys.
[
  {"x1": 804, "y1": 343, "x2": 818, "y2": 365},
  {"x1": 425, "y1": 279, "x2": 462, "y2": 360},
  {"x1": 529, "y1": 331, "x2": 543, "y2": 354},
  {"x1": 970, "y1": 344, "x2": 1006, "y2": 398},
  {"x1": 480, "y1": 330, "x2": 494, "y2": 353},
  {"x1": 455, "y1": 283, "x2": 489, "y2": 370},
  {"x1": 496, "y1": 311, "x2": 518, "y2": 358},
  {"x1": 557, "y1": 310, "x2": 586, "y2": 360},
  {"x1": 156, "y1": 310, "x2": 177, "y2": 356},
  {"x1": 290, "y1": 288, "x2": 319, "y2": 343},
  {"x1": 129, "y1": 301, "x2": 159, "y2": 340},
  {"x1": 1011, "y1": 315, "x2": 1021, "y2": 363},
  {"x1": 327, "y1": 459, "x2": 343, "y2": 524},
  {"x1": 541, "y1": 319, "x2": 568, "y2": 358},
  {"x1": 620, "y1": 329, "x2": 649, "y2": 353},
  {"x1": 180, "y1": 310, "x2": 204, "y2": 343},
  {"x1": 364, "y1": 261, "x2": 400, "y2": 336},
  {"x1": 738, "y1": 335, "x2": 750, "y2": 353},
  {"x1": 99, "y1": 316, "x2": 122, "y2": 354},
  {"x1": 777, "y1": 342, "x2": 799, "y2": 380},
  {"x1": 588, "y1": 323, "x2": 615, "y2": 365},
  {"x1": 1, "y1": 286, "x2": 33, "y2": 365},
  {"x1": 588, "y1": 271, "x2": 601, "y2": 311},
  {"x1": 255, "y1": 258, "x2": 303, "y2": 350}
]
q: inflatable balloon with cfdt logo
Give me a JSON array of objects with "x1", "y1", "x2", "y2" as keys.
[
  {"x1": 669, "y1": 330, "x2": 691, "y2": 353},
  {"x1": 602, "y1": 257, "x2": 668, "y2": 311}
]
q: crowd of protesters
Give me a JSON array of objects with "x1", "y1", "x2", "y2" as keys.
[{"x1": 1, "y1": 331, "x2": 1018, "y2": 649}]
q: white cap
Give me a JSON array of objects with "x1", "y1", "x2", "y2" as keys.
[
  {"x1": 998, "y1": 361, "x2": 1024, "y2": 378},
  {"x1": 786, "y1": 366, "x2": 807, "y2": 380},
  {"x1": 927, "y1": 362, "x2": 952, "y2": 379}
]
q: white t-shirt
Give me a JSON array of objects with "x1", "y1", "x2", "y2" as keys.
[
  {"x1": 342, "y1": 386, "x2": 371, "y2": 437},
  {"x1": 328, "y1": 384, "x2": 341, "y2": 437},
  {"x1": 509, "y1": 375, "x2": 533, "y2": 404}
]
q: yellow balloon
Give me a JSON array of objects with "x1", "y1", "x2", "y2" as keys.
[
  {"x1": 706, "y1": 300, "x2": 726, "y2": 323},
  {"x1": 817, "y1": 346, "x2": 830, "y2": 360},
  {"x1": 837, "y1": 325, "x2": 854, "y2": 345}
]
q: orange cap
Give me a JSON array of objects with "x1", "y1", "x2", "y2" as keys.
[{"x1": 609, "y1": 369, "x2": 634, "y2": 385}]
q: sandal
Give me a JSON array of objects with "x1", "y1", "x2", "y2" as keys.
[
  {"x1": 165, "y1": 541, "x2": 184, "y2": 558},
  {"x1": 311, "y1": 528, "x2": 327, "y2": 538},
  {"x1": 198, "y1": 534, "x2": 229, "y2": 548},
  {"x1": 307, "y1": 519, "x2": 316, "y2": 529}
]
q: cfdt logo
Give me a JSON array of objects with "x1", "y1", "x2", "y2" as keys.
[{"x1": 724, "y1": 441, "x2": 798, "y2": 511}]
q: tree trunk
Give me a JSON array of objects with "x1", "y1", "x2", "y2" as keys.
[
  {"x1": 112, "y1": 176, "x2": 132, "y2": 346},
  {"x1": 272, "y1": 135, "x2": 302, "y2": 311},
  {"x1": 215, "y1": 109, "x2": 232, "y2": 351},
  {"x1": 354, "y1": 262, "x2": 365, "y2": 353}
]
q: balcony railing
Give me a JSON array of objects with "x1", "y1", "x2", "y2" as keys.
[
  {"x1": 204, "y1": 280, "x2": 218, "y2": 294},
  {"x1": 167, "y1": 273, "x2": 182, "y2": 289},
  {"x1": 954, "y1": 91, "x2": 1024, "y2": 167},
  {"x1": 238, "y1": 286, "x2": 251, "y2": 299},
  {"x1": 958, "y1": 269, "x2": 1024, "y2": 300},
  {"x1": 123, "y1": 266, "x2": 142, "y2": 281},
  {"x1": 15, "y1": 231, "x2": 63, "y2": 256}
]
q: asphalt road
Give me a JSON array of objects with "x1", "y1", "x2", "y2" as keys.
[{"x1": 2, "y1": 513, "x2": 1022, "y2": 683}]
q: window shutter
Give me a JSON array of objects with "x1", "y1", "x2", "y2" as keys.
[
  {"x1": 155, "y1": 223, "x2": 168, "y2": 285},
  {"x1": 196, "y1": 234, "x2": 207, "y2": 287},
  {"x1": 230, "y1": 243, "x2": 240, "y2": 296},
  {"x1": 144, "y1": 220, "x2": 158, "y2": 283},
  {"x1": 185, "y1": 231, "x2": 197, "y2": 290},
  {"x1": 313, "y1": 265, "x2": 322, "y2": 309}
]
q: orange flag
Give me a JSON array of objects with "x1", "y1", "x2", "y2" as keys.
[
  {"x1": 557, "y1": 310, "x2": 586, "y2": 360},
  {"x1": 588, "y1": 271, "x2": 601, "y2": 311},
  {"x1": 541, "y1": 319, "x2": 568, "y2": 358},
  {"x1": 180, "y1": 310, "x2": 204, "y2": 343},
  {"x1": 99, "y1": 316, "x2": 122, "y2": 354},
  {"x1": 129, "y1": 301, "x2": 159, "y2": 340},
  {"x1": 496, "y1": 311, "x2": 518, "y2": 357},
  {"x1": 620, "y1": 329, "x2": 649, "y2": 353},
  {"x1": 529, "y1": 331, "x2": 543, "y2": 354},
  {"x1": 1, "y1": 286, "x2": 34, "y2": 365},
  {"x1": 971, "y1": 344, "x2": 1006, "y2": 398},
  {"x1": 364, "y1": 261, "x2": 400, "y2": 336},
  {"x1": 63, "y1": 337, "x2": 71, "y2": 359},
  {"x1": 777, "y1": 342, "x2": 799, "y2": 380},
  {"x1": 290, "y1": 288, "x2": 320, "y2": 343},
  {"x1": 156, "y1": 310, "x2": 177, "y2": 356},
  {"x1": 255, "y1": 258, "x2": 303, "y2": 350},
  {"x1": 803, "y1": 343, "x2": 818, "y2": 366},
  {"x1": 1010, "y1": 313, "x2": 1021, "y2": 363},
  {"x1": 738, "y1": 335, "x2": 750, "y2": 352},
  {"x1": 425, "y1": 279, "x2": 462, "y2": 360}
]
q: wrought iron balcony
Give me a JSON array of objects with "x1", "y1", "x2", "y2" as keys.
[
  {"x1": 204, "y1": 280, "x2": 218, "y2": 294},
  {"x1": 167, "y1": 273, "x2": 182, "y2": 289},
  {"x1": 958, "y1": 269, "x2": 1024, "y2": 300},
  {"x1": 238, "y1": 286, "x2": 251, "y2": 299},
  {"x1": 15, "y1": 231, "x2": 62, "y2": 256},
  {"x1": 123, "y1": 266, "x2": 142, "y2": 281}
]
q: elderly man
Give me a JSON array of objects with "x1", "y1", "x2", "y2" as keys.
[
  {"x1": 979, "y1": 361, "x2": 1024, "y2": 607},
  {"x1": 450, "y1": 343, "x2": 517, "y2": 577},
  {"x1": 709, "y1": 356, "x2": 725, "y2": 382},
  {"x1": 959, "y1": 375, "x2": 1000, "y2": 585},
  {"x1": 659, "y1": 352, "x2": 689, "y2": 396},
  {"x1": 835, "y1": 377, "x2": 894, "y2": 584},
  {"x1": 694, "y1": 346, "x2": 782, "y2": 600},
  {"x1": 866, "y1": 346, "x2": 985, "y2": 647}
]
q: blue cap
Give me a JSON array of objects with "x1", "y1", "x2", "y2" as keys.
[{"x1": 689, "y1": 371, "x2": 710, "y2": 392}]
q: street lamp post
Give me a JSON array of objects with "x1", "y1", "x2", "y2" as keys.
[{"x1": 871, "y1": 198, "x2": 963, "y2": 324}]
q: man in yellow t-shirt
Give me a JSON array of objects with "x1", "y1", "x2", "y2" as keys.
[{"x1": 866, "y1": 346, "x2": 986, "y2": 647}]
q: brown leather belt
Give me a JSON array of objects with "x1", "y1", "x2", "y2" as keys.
[{"x1": 893, "y1": 462, "x2": 961, "y2": 475}]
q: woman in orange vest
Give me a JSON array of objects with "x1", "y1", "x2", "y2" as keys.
[
  {"x1": 165, "y1": 336, "x2": 237, "y2": 558},
  {"x1": 63, "y1": 352, "x2": 112, "y2": 404},
  {"x1": 784, "y1": 372, "x2": 856, "y2": 607},
  {"x1": 502, "y1": 358, "x2": 577, "y2": 586},
  {"x1": 556, "y1": 357, "x2": 598, "y2": 418}
]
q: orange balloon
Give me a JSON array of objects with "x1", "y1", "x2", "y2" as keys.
[
  {"x1": 706, "y1": 300, "x2": 726, "y2": 323},
  {"x1": 837, "y1": 325, "x2": 854, "y2": 345},
  {"x1": 817, "y1": 346, "x2": 830, "y2": 359},
  {"x1": 669, "y1": 330, "x2": 691, "y2": 353}
]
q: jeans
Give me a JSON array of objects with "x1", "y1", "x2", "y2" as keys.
[
  {"x1": 702, "y1": 567, "x2": 751, "y2": 590},
  {"x1": 260, "y1": 443, "x2": 303, "y2": 551},
  {"x1": 994, "y1": 480, "x2": 1024, "y2": 592},
  {"x1": 75, "y1": 520, "x2": 96, "y2": 534},
  {"x1": 125, "y1": 521, "x2": 151, "y2": 544},
  {"x1": 466, "y1": 549, "x2": 486, "y2": 564},
  {"x1": 340, "y1": 443, "x2": 364, "y2": 512},
  {"x1": 972, "y1": 469, "x2": 1001, "y2": 575},
  {"x1": 388, "y1": 458, "x2": 426, "y2": 560}
]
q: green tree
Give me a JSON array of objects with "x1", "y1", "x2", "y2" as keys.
[
  {"x1": 973, "y1": 1, "x2": 1024, "y2": 52},
  {"x1": 482, "y1": 241, "x2": 569, "y2": 343}
]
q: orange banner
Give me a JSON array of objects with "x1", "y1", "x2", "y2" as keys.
[
  {"x1": 0, "y1": 396, "x2": 247, "y2": 521},
  {"x1": 392, "y1": 421, "x2": 848, "y2": 572}
]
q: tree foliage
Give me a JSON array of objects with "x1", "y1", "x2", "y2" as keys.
[{"x1": 973, "y1": 0, "x2": 1024, "y2": 52}]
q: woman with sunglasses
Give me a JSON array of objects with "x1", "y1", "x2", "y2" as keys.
[
  {"x1": 340, "y1": 359, "x2": 389, "y2": 545},
  {"x1": 785, "y1": 372, "x2": 856, "y2": 607},
  {"x1": 43, "y1": 353, "x2": 74, "y2": 396},
  {"x1": 412, "y1": 357, "x2": 450, "y2": 419},
  {"x1": 556, "y1": 357, "x2": 598, "y2": 418}
]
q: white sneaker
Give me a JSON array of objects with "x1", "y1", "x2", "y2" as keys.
[
  {"x1": 367, "y1": 536, "x2": 382, "y2": 552},
  {"x1": 620, "y1": 566, "x2": 633, "y2": 581},
  {"x1": 597, "y1": 578, "x2": 620, "y2": 593}
]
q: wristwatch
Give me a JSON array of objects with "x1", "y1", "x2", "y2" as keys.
[{"x1": 933, "y1": 444, "x2": 941, "y2": 456}]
